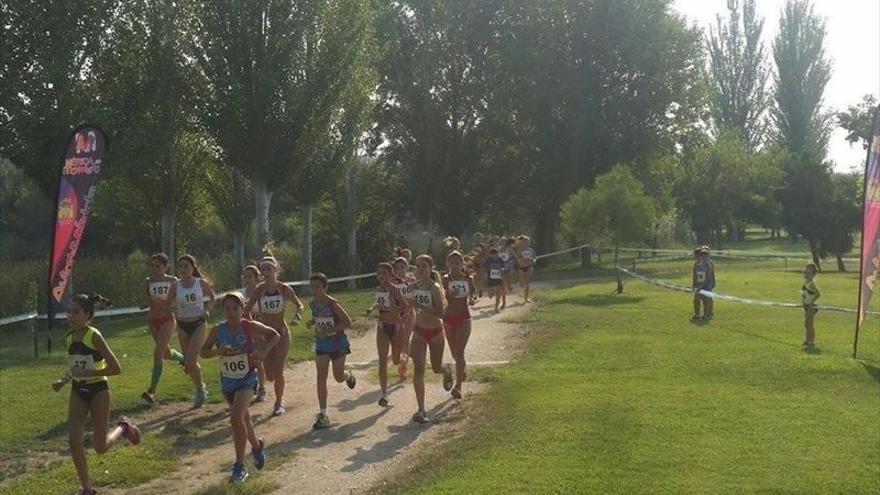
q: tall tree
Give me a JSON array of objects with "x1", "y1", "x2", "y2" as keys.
[
  {"x1": 706, "y1": 0, "x2": 770, "y2": 150},
  {"x1": 771, "y1": 0, "x2": 833, "y2": 262},
  {"x1": 195, "y1": 0, "x2": 376, "y2": 253},
  {"x1": 771, "y1": 0, "x2": 832, "y2": 156},
  {"x1": 372, "y1": 0, "x2": 498, "y2": 239},
  {"x1": 94, "y1": 0, "x2": 200, "y2": 261},
  {"x1": 488, "y1": 0, "x2": 706, "y2": 250},
  {"x1": 837, "y1": 94, "x2": 879, "y2": 151},
  {"x1": 0, "y1": 0, "x2": 117, "y2": 197}
]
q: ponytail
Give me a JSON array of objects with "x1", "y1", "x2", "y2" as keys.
[{"x1": 72, "y1": 293, "x2": 112, "y2": 319}]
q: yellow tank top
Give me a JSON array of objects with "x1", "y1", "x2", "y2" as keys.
[{"x1": 65, "y1": 326, "x2": 108, "y2": 383}]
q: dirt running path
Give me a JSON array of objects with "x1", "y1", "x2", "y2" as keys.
[{"x1": 110, "y1": 293, "x2": 532, "y2": 495}]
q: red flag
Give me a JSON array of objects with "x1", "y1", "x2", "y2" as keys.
[
  {"x1": 47, "y1": 125, "x2": 109, "y2": 328},
  {"x1": 854, "y1": 109, "x2": 880, "y2": 358}
]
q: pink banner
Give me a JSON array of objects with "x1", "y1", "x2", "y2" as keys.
[{"x1": 855, "y1": 109, "x2": 880, "y2": 351}]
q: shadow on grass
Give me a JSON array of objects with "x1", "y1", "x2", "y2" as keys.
[
  {"x1": 547, "y1": 294, "x2": 646, "y2": 308},
  {"x1": 859, "y1": 361, "x2": 880, "y2": 384}
]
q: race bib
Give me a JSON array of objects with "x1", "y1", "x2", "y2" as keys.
[
  {"x1": 181, "y1": 290, "x2": 201, "y2": 308},
  {"x1": 261, "y1": 294, "x2": 284, "y2": 314},
  {"x1": 315, "y1": 316, "x2": 335, "y2": 337},
  {"x1": 149, "y1": 281, "x2": 171, "y2": 300},
  {"x1": 375, "y1": 291, "x2": 391, "y2": 309},
  {"x1": 69, "y1": 354, "x2": 95, "y2": 372},
  {"x1": 448, "y1": 280, "x2": 469, "y2": 298},
  {"x1": 490, "y1": 269, "x2": 502, "y2": 280},
  {"x1": 219, "y1": 353, "x2": 250, "y2": 379},
  {"x1": 413, "y1": 289, "x2": 433, "y2": 308}
]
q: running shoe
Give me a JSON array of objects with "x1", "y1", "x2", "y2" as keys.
[
  {"x1": 229, "y1": 462, "x2": 248, "y2": 483},
  {"x1": 272, "y1": 403, "x2": 286, "y2": 417},
  {"x1": 411, "y1": 411, "x2": 430, "y2": 424},
  {"x1": 689, "y1": 315, "x2": 701, "y2": 323},
  {"x1": 450, "y1": 386, "x2": 462, "y2": 400},
  {"x1": 378, "y1": 396, "x2": 389, "y2": 407},
  {"x1": 254, "y1": 388, "x2": 268, "y2": 403},
  {"x1": 442, "y1": 363, "x2": 453, "y2": 391},
  {"x1": 252, "y1": 438, "x2": 267, "y2": 470},
  {"x1": 117, "y1": 417, "x2": 141, "y2": 446},
  {"x1": 141, "y1": 391, "x2": 156, "y2": 404},
  {"x1": 345, "y1": 369, "x2": 357, "y2": 390},
  {"x1": 193, "y1": 386, "x2": 208, "y2": 409},
  {"x1": 312, "y1": 413, "x2": 331, "y2": 430}
]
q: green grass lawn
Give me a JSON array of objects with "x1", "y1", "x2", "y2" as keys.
[
  {"x1": 385, "y1": 261, "x2": 880, "y2": 494},
  {"x1": 0, "y1": 289, "x2": 375, "y2": 493}
]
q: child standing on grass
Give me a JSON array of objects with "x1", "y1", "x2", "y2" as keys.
[
  {"x1": 691, "y1": 247, "x2": 715, "y2": 322},
  {"x1": 801, "y1": 263, "x2": 821, "y2": 348}
]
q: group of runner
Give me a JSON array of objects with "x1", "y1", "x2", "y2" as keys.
[{"x1": 54, "y1": 234, "x2": 537, "y2": 493}]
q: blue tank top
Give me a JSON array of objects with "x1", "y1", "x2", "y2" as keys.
[{"x1": 216, "y1": 320, "x2": 257, "y2": 384}]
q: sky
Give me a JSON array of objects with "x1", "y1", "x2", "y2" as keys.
[{"x1": 672, "y1": 0, "x2": 880, "y2": 172}]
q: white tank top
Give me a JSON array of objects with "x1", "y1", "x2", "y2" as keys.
[
  {"x1": 241, "y1": 287, "x2": 261, "y2": 316},
  {"x1": 176, "y1": 278, "x2": 205, "y2": 319}
]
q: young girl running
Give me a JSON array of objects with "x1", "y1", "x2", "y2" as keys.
[
  {"x1": 374, "y1": 262, "x2": 407, "y2": 406},
  {"x1": 470, "y1": 233, "x2": 487, "y2": 298},
  {"x1": 407, "y1": 255, "x2": 452, "y2": 424},
  {"x1": 240, "y1": 264, "x2": 268, "y2": 403},
  {"x1": 139, "y1": 253, "x2": 185, "y2": 404},
  {"x1": 485, "y1": 247, "x2": 507, "y2": 311},
  {"x1": 52, "y1": 294, "x2": 141, "y2": 495},
  {"x1": 243, "y1": 254, "x2": 304, "y2": 417},
  {"x1": 307, "y1": 273, "x2": 357, "y2": 429},
  {"x1": 516, "y1": 235, "x2": 537, "y2": 303},
  {"x1": 442, "y1": 251, "x2": 477, "y2": 399},
  {"x1": 502, "y1": 237, "x2": 517, "y2": 294},
  {"x1": 201, "y1": 293, "x2": 279, "y2": 483},
  {"x1": 392, "y1": 251, "x2": 416, "y2": 378},
  {"x1": 168, "y1": 254, "x2": 216, "y2": 408}
]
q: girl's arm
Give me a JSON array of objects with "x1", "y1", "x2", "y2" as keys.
[
  {"x1": 139, "y1": 279, "x2": 151, "y2": 310},
  {"x1": 73, "y1": 331, "x2": 121, "y2": 379},
  {"x1": 284, "y1": 284, "x2": 304, "y2": 317},
  {"x1": 243, "y1": 284, "x2": 263, "y2": 316},
  {"x1": 167, "y1": 283, "x2": 178, "y2": 311},
  {"x1": 200, "y1": 325, "x2": 221, "y2": 359},
  {"x1": 468, "y1": 277, "x2": 478, "y2": 305},
  {"x1": 331, "y1": 301, "x2": 353, "y2": 332},
  {"x1": 202, "y1": 280, "x2": 217, "y2": 315},
  {"x1": 249, "y1": 321, "x2": 281, "y2": 360}
]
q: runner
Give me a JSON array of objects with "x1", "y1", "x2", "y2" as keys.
[
  {"x1": 373, "y1": 262, "x2": 407, "y2": 406},
  {"x1": 240, "y1": 264, "x2": 268, "y2": 403},
  {"x1": 501, "y1": 237, "x2": 517, "y2": 294},
  {"x1": 201, "y1": 293, "x2": 279, "y2": 483},
  {"x1": 306, "y1": 273, "x2": 357, "y2": 429},
  {"x1": 139, "y1": 252, "x2": 185, "y2": 404},
  {"x1": 470, "y1": 233, "x2": 487, "y2": 298},
  {"x1": 442, "y1": 251, "x2": 477, "y2": 399},
  {"x1": 392, "y1": 249, "x2": 416, "y2": 378},
  {"x1": 406, "y1": 254, "x2": 452, "y2": 424},
  {"x1": 243, "y1": 253, "x2": 304, "y2": 416},
  {"x1": 516, "y1": 235, "x2": 537, "y2": 303},
  {"x1": 690, "y1": 247, "x2": 715, "y2": 322},
  {"x1": 52, "y1": 294, "x2": 141, "y2": 495},
  {"x1": 485, "y1": 247, "x2": 507, "y2": 311},
  {"x1": 168, "y1": 254, "x2": 216, "y2": 408}
]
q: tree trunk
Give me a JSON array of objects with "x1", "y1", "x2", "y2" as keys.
[
  {"x1": 808, "y1": 240, "x2": 822, "y2": 271},
  {"x1": 346, "y1": 164, "x2": 358, "y2": 289},
  {"x1": 233, "y1": 232, "x2": 245, "y2": 277},
  {"x1": 161, "y1": 207, "x2": 175, "y2": 262},
  {"x1": 253, "y1": 177, "x2": 273, "y2": 248},
  {"x1": 302, "y1": 205, "x2": 313, "y2": 279},
  {"x1": 836, "y1": 255, "x2": 846, "y2": 272},
  {"x1": 615, "y1": 246, "x2": 623, "y2": 294},
  {"x1": 534, "y1": 207, "x2": 558, "y2": 254}
]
